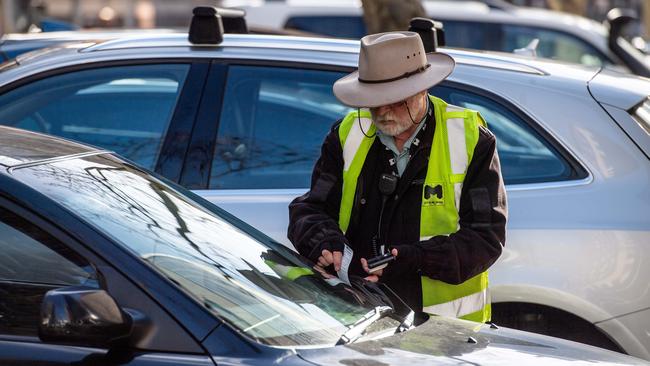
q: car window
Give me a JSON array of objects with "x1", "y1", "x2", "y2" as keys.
[
  {"x1": 0, "y1": 207, "x2": 98, "y2": 337},
  {"x1": 432, "y1": 85, "x2": 574, "y2": 184},
  {"x1": 502, "y1": 24, "x2": 610, "y2": 67},
  {"x1": 442, "y1": 20, "x2": 610, "y2": 67},
  {"x1": 210, "y1": 66, "x2": 352, "y2": 190},
  {"x1": 284, "y1": 16, "x2": 366, "y2": 39},
  {"x1": 442, "y1": 21, "x2": 504, "y2": 51},
  {"x1": 0, "y1": 64, "x2": 190, "y2": 170}
]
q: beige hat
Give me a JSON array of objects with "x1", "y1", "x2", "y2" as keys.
[{"x1": 333, "y1": 31, "x2": 455, "y2": 108}]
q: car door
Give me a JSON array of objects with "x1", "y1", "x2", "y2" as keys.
[
  {"x1": 0, "y1": 60, "x2": 210, "y2": 183},
  {"x1": 183, "y1": 62, "x2": 352, "y2": 243},
  {"x1": 0, "y1": 199, "x2": 215, "y2": 366},
  {"x1": 431, "y1": 82, "x2": 586, "y2": 186}
]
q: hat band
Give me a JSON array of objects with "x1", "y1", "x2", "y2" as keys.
[{"x1": 358, "y1": 63, "x2": 431, "y2": 84}]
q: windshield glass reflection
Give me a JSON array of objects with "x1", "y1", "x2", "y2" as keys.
[{"x1": 13, "y1": 155, "x2": 378, "y2": 347}]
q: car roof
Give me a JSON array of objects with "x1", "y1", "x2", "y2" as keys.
[
  {"x1": 0, "y1": 29, "x2": 181, "y2": 42},
  {"x1": 6, "y1": 33, "x2": 593, "y2": 78},
  {"x1": 0, "y1": 126, "x2": 104, "y2": 169}
]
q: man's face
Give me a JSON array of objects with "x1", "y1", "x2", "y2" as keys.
[{"x1": 370, "y1": 91, "x2": 426, "y2": 137}]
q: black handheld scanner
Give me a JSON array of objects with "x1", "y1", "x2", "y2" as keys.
[{"x1": 367, "y1": 252, "x2": 395, "y2": 273}]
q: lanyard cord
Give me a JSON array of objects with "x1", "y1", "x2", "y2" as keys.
[
  {"x1": 358, "y1": 108, "x2": 376, "y2": 138},
  {"x1": 405, "y1": 93, "x2": 427, "y2": 125}
]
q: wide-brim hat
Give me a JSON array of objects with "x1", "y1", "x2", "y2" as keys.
[{"x1": 333, "y1": 31, "x2": 455, "y2": 108}]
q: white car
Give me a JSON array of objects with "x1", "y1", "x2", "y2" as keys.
[
  {"x1": 0, "y1": 16, "x2": 648, "y2": 359},
  {"x1": 234, "y1": 0, "x2": 650, "y2": 76}
]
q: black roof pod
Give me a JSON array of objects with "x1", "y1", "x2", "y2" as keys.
[
  {"x1": 189, "y1": 6, "x2": 248, "y2": 45},
  {"x1": 605, "y1": 8, "x2": 650, "y2": 77},
  {"x1": 408, "y1": 17, "x2": 445, "y2": 53},
  {"x1": 218, "y1": 7, "x2": 248, "y2": 34},
  {"x1": 189, "y1": 7, "x2": 224, "y2": 45}
]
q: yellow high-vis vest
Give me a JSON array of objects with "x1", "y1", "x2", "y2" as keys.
[{"x1": 337, "y1": 95, "x2": 490, "y2": 323}]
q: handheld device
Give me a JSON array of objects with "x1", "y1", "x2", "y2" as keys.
[
  {"x1": 373, "y1": 173, "x2": 399, "y2": 256},
  {"x1": 367, "y1": 252, "x2": 395, "y2": 273}
]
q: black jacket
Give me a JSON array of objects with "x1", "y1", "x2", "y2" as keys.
[{"x1": 288, "y1": 101, "x2": 507, "y2": 311}]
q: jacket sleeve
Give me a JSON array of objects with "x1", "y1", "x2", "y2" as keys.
[
  {"x1": 385, "y1": 126, "x2": 507, "y2": 284},
  {"x1": 288, "y1": 123, "x2": 349, "y2": 262}
]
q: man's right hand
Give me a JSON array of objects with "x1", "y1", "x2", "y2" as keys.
[{"x1": 316, "y1": 249, "x2": 343, "y2": 272}]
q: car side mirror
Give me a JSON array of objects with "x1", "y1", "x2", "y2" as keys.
[
  {"x1": 39, "y1": 286, "x2": 135, "y2": 348},
  {"x1": 605, "y1": 8, "x2": 650, "y2": 77}
]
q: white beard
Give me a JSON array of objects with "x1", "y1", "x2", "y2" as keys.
[{"x1": 373, "y1": 116, "x2": 412, "y2": 136}]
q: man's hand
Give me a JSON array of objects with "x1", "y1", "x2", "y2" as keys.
[
  {"x1": 316, "y1": 249, "x2": 343, "y2": 272},
  {"x1": 361, "y1": 248, "x2": 398, "y2": 282}
]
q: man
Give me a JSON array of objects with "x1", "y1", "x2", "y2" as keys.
[{"x1": 288, "y1": 31, "x2": 507, "y2": 323}]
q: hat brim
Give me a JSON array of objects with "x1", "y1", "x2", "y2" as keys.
[{"x1": 333, "y1": 53, "x2": 455, "y2": 108}]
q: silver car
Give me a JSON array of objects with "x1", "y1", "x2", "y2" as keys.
[
  {"x1": 236, "y1": 0, "x2": 650, "y2": 75},
  {"x1": 0, "y1": 29, "x2": 648, "y2": 359}
]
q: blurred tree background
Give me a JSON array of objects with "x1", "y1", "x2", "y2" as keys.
[{"x1": 360, "y1": 0, "x2": 426, "y2": 34}]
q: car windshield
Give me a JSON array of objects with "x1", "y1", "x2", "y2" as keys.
[{"x1": 11, "y1": 154, "x2": 388, "y2": 347}]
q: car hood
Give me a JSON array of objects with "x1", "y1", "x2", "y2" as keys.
[{"x1": 297, "y1": 316, "x2": 647, "y2": 365}]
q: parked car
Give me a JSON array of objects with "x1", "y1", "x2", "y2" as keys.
[
  {"x1": 235, "y1": 0, "x2": 650, "y2": 76},
  {"x1": 0, "y1": 29, "x2": 180, "y2": 62},
  {"x1": 4, "y1": 126, "x2": 649, "y2": 365},
  {"x1": 0, "y1": 23, "x2": 316, "y2": 62},
  {"x1": 0, "y1": 15, "x2": 649, "y2": 359}
]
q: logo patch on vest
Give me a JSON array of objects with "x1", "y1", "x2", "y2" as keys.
[{"x1": 423, "y1": 184, "x2": 444, "y2": 206}]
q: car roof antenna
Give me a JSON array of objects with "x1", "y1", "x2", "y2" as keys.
[
  {"x1": 408, "y1": 17, "x2": 445, "y2": 53},
  {"x1": 513, "y1": 38, "x2": 539, "y2": 58}
]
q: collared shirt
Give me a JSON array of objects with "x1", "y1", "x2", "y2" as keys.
[{"x1": 376, "y1": 100, "x2": 432, "y2": 176}]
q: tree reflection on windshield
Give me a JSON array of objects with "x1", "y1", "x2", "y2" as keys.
[{"x1": 12, "y1": 154, "x2": 381, "y2": 347}]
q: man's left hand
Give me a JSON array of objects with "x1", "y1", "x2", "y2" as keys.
[{"x1": 361, "y1": 248, "x2": 398, "y2": 282}]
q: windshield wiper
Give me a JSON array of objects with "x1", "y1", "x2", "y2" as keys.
[{"x1": 336, "y1": 305, "x2": 393, "y2": 345}]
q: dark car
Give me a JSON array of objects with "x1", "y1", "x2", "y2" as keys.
[{"x1": 1, "y1": 127, "x2": 647, "y2": 365}]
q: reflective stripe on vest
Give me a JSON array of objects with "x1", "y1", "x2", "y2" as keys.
[
  {"x1": 338, "y1": 95, "x2": 490, "y2": 323},
  {"x1": 338, "y1": 109, "x2": 375, "y2": 234}
]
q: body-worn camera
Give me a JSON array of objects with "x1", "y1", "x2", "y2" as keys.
[{"x1": 367, "y1": 173, "x2": 399, "y2": 273}]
